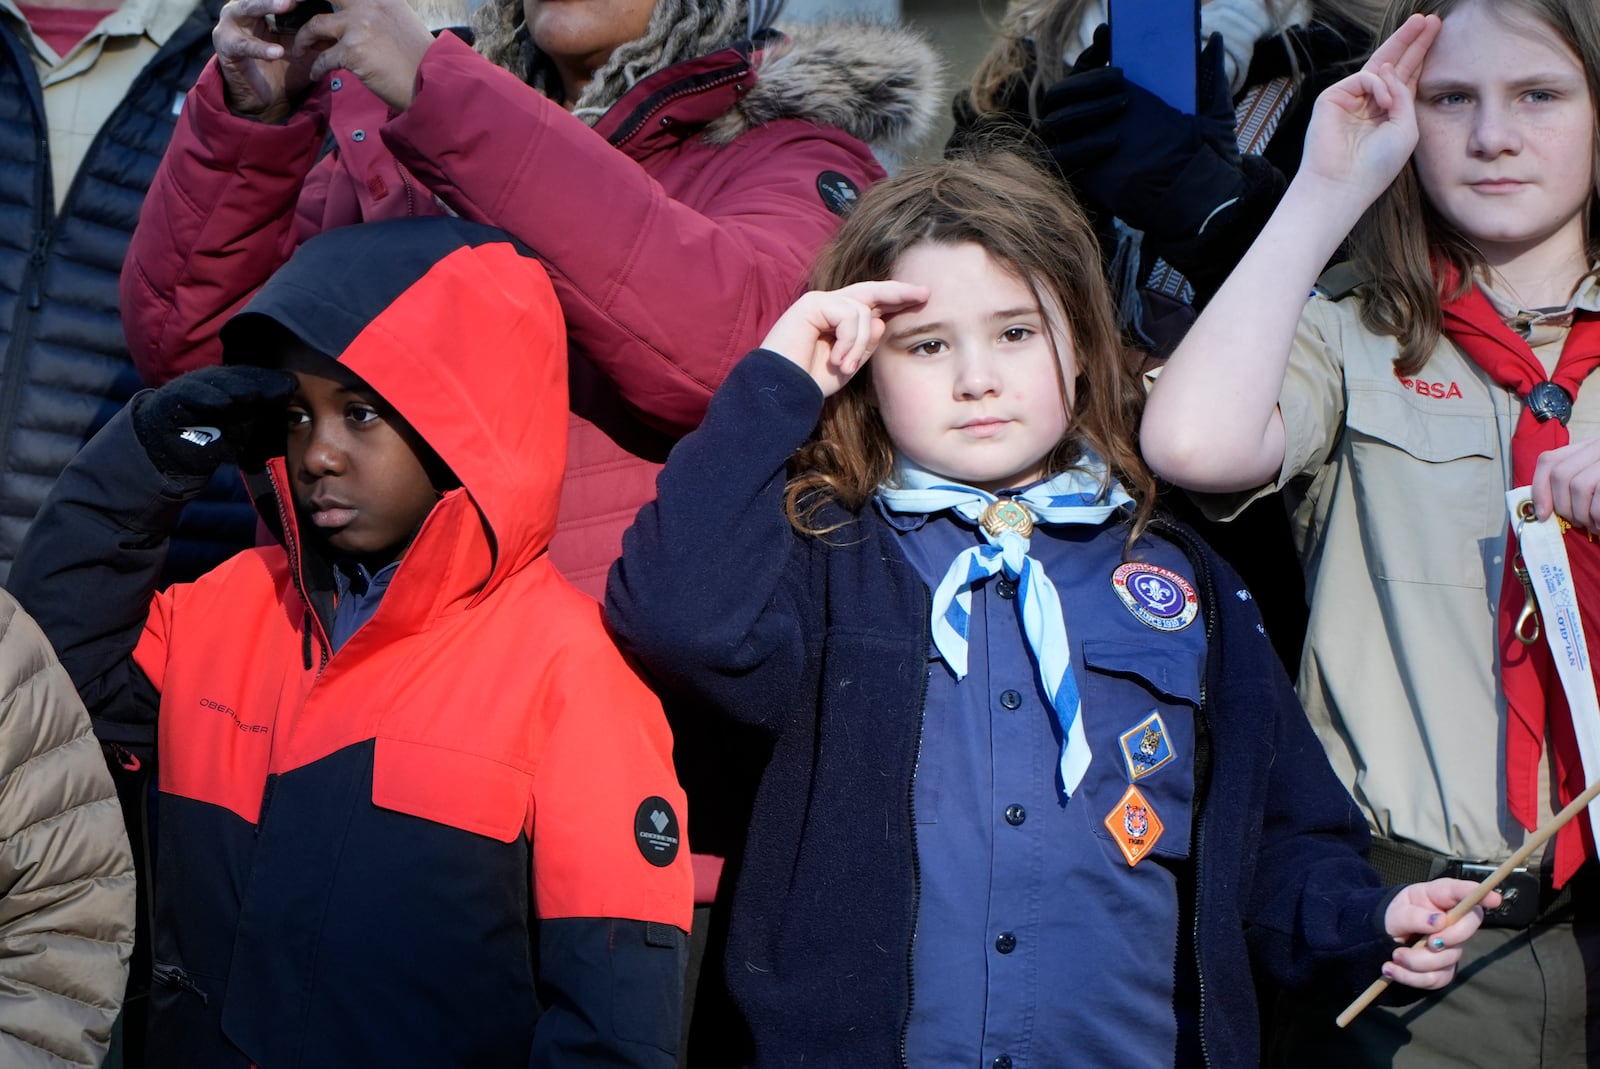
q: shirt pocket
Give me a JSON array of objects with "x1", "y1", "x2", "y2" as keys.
[
  {"x1": 1345, "y1": 385, "x2": 1498, "y2": 588},
  {"x1": 1080, "y1": 639, "x2": 1201, "y2": 861},
  {"x1": 370, "y1": 736, "x2": 534, "y2": 843}
]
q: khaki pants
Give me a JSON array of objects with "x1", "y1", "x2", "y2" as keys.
[{"x1": 1266, "y1": 895, "x2": 1599, "y2": 1068}]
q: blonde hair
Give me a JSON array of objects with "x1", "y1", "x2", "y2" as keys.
[
  {"x1": 967, "y1": 0, "x2": 1386, "y2": 120},
  {"x1": 1347, "y1": 0, "x2": 1600, "y2": 375},
  {"x1": 784, "y1": 148, "x2": 1158, "y2": 545}
]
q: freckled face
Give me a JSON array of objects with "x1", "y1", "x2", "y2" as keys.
[
  {"x1": 280, "y1": 345, "x2": 440, "y2": 566},
  {"x1": 871, "y1": 241, "x2": 1074, "y2": 492}
]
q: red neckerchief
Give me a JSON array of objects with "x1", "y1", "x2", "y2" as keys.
[{"x1": 1439, "y1": 267, "x2": 1600, "y2": 886}]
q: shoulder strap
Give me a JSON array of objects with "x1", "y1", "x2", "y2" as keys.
[{"x1": 1315, "y1": 260, "x2": 1368, "y2": 301}]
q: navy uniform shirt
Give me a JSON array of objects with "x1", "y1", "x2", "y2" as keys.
[{"x1": 890, "y1": 503, "x2": 1208, "y2": 1069}]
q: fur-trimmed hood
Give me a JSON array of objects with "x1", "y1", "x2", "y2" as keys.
[{"x1": 705, "y1": 21, "x2": 944, "y2": 152}]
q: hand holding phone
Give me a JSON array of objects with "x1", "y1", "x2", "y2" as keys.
[{"x1": 268, "y1": 0, "x2": 333, "y2": 34}]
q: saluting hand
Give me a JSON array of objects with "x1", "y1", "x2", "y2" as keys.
[
  {"x1": 761, "y1": 282, "x2": 929, "y2": 398},
  {"x1": 295, "y1": 0, "x2": 437, "y2": 111},
  {"x1": 1298, "y1": 13, "x2": 1442, "y2": 212}
]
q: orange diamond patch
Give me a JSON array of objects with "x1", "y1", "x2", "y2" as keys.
[{"x1": 1104, "y1": 784, "x2": 1164, "y2": 866}]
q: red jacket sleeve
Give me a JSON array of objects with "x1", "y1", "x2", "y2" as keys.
[
  {"x1": 383, "y1": 33, "x2": 886, "y2": 433},
  {"x1": 121, "y1": 60, "x2": 344, "y2": 384}
]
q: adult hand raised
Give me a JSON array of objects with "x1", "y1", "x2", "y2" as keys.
[
  {"x1": 213, "y1": 0, "x2": 323, "y2": 121},
  {"x1": 1299, "y1": 12, "x2": 1442, "y2": 210},
  {"x1": 296, "y1": 0, "x2": 437, "y2": 112}
]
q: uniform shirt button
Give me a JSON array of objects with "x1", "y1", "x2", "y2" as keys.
[
  {"x1": 993, "y1": 1057, "x2": 1013, "y2": 1069},
  {"x1": 351, "y1": 129, "x2": 366, "y2": 142},
  {"x1": 996, "y1": 578, "x2": 1017, "y2": 599},
  {"x1": 1004, "y1": 804, "x2": 1026, "y2": 826},
  {"x1": 994, "y1": 932, "x2": 1016, "y2": 954},
  {"x1": 999, "y1": 689, "x2": 1022, "y2": 710}
]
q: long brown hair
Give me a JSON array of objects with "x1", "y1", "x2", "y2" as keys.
[
  {"x1": 967, "y1": 0, "x2": 1386, "y2": 121},
  {"x1": 784, "y1": 148, "x2": 1158, "y2": 544},
  {"x1": 1347, "y1": 0, "x2": 1600, "y2": 375}
]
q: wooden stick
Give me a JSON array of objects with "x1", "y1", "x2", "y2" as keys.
[{"x1": 1336, "y1": 775, "x2": 1600, "y2": 1028}]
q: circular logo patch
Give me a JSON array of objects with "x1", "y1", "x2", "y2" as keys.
[
  {"x1": 816, "y1": 170, "x2": 861, "y2": 217},
  {"x1": 634, "y1": 797, "x2": 681, "y2": 867},
  {"x1": 1111, "y1": 563, "x2": 1198, "y2": 631}
]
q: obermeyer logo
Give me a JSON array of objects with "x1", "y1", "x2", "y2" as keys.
[
  {"x1": 198, "y1": 697, "x2": 268, "y2": 735},
  {"x1": 816, "y1": 170, "x2": 861, "y2": 217},
  {"x1": 634, "y1": 796, "x2": 680, "y2": 867}
]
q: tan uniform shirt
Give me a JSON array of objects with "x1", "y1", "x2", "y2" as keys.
[
  {"x1": 1204, "y1": 277, "x2": 1600, "y2": 863},
  {"x1": 0, "y1": 0, "x2": 193, "y2": 207}
]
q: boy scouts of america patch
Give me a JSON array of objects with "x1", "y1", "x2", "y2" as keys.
[
  {"x1": 1118, "y1": 712, "x2": 1175, "y2": 781},
  {"x1": 1111, "y1": 563, "x2": 1198, "y2": 631},
  {"x1": 1104, "y1": 785, "x2": 1163, "y2": 866},
  {"x1": 634, "y1": 797, "x2": 681, "y2": 867}
]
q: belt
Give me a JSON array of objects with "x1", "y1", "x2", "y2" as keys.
[{"x1": 1367, "y1": 836, "x2": 1580, "y2": 929}]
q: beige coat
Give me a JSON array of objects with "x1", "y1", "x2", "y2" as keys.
[{"x1": 0, "y1": 591, "x2": 134, "y2": 1067}]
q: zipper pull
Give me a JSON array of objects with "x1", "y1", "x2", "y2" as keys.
[{"x1": 26, "y1": 234, "x2": 49, "y2": 310}]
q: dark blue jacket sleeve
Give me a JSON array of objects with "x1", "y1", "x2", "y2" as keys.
[
  {"x1": 8, "y1": 399, "x2": 205, "y2": 759},
  {"x1": 605, "y1": 349, "x2": 827, "y2": 731},
  {"x1": 533, "y1": 917, "x2": 687, "y2": 1069},
  {"x1": 1219, "y1": 575, "x2": 1397, "y2": 993}
]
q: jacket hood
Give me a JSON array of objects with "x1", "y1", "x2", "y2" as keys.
[
  {"x1": 704, "y1": 21, "x2": 943, "y2": 151},
  {"x1": 220, "y1": 218, "x2": 567, "y2": 597}
]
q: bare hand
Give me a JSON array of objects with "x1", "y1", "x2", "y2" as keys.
[
  {"x1": 1381, "y1": 878, "x2": 1497, "y2": 991},
  {"x1": 297, "y1": 0, "x2": 435, "y2": 111},
  {"x1": 213, "y1": 0, "x2": 321, "y2": 121},
  {"x1": 761, "y1": 282, "x2": 929, "y2": 398},
  {"x1": 1298, "y1": 13, "x2": 1441, "y2": 208},
  {"x1": 1532, "y1": 437, "x2": 1600, "y2": 532}
]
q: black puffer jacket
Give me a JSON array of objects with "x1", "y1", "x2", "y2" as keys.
[{"x1": 0, "y1": 0, "x2": 230, "y2": 586}]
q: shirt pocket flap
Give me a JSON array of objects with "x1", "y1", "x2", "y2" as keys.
[
  {"x1": 371, "y1": 737, "x2": 533, "y2": 843},
  {"x1": 1081, "y1": 639, "x2": 1202, "y2": 706},
  {"x1": 1346, "y1": 386, "x2": 1495, "y2": 463}
]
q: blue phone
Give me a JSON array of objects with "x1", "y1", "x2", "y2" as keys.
[{"x1": 1108, "y1": 0, "x2": 1200, "y2": 114}]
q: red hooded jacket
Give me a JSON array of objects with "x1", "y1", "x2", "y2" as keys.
[{"x1": 16, "y1": 219, "x2": 692, "y2": 1068}]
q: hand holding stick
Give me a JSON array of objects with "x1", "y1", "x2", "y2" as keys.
[{"x1": 1337, "y1": 775, "x2": 1600, "y2": 1027}]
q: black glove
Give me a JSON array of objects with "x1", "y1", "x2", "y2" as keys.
[
  {"x1": 131, "y1": 366, "x2": 298, "y2": 479},
  {"x1": 1038, "y1": 27, "x2": 1245, "y2": 243}
]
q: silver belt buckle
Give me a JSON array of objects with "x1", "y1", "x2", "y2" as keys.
[{"x1": 1456, "y1": 863, "x2": 1542, "y2": 928}]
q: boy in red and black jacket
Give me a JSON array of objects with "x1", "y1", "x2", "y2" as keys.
[{"x1": 10, "y1": 217, "x2": 691, "y2": 1069}]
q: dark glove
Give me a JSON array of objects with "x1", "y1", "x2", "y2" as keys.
[
  {"x1": 1038, "y1": 27, "x2": 1245, "y2": 243},
  {"x1": 131, "y1": 366, "x2": 298, "y2": 479}
]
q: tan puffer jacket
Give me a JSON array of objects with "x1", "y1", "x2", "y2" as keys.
[{"x1": 0, "y1": 592, "x2": 135, "y2": 1067}]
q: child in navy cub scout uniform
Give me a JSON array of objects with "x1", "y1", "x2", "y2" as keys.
[
  {"x1": 9, "y1": 217, "x2": 692, "y2": 1069},
  {"x1": 605, "y1": 151, "x2": 1495, "y2": 1069}
]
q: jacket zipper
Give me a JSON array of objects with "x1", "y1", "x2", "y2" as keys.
[
  {"x1": 152, "y1": 962, "x2": 210, "y2": 1005},
  {"x1": 1151, "y1": 517, "x2": 1219, "y2": 1069},
  {"x1": 606, "y1": 64, "x2": 749, "y2": 149},
  {"x1": 898, "y1": 586, "x2": 932, "y2": 1069}
]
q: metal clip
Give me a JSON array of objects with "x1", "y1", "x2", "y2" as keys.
[{"x1": 1513, "y1": 555, "x2": 1540, "y2": 645}]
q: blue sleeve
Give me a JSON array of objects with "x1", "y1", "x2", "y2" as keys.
[
  {"x1": 532, "y1": 917, "x2": 687, "y2": 1069},
  {"x1": 605, "y1": 349, "x2": 827, "y2": 731},
  {"x1": 8, "y1": 400, "x2": 200, "y2": 761}
]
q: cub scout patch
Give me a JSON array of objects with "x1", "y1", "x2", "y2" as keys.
[
  {"x1": 1119, "y1": 712, "x2": 1174, "y2": 781},
  {"x1": 1105, "y1": 785, "x2": 1163, "y2": 866},
  {"x1": 1111, "y1": 563, "x2": 1198, "y2": 631}
]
